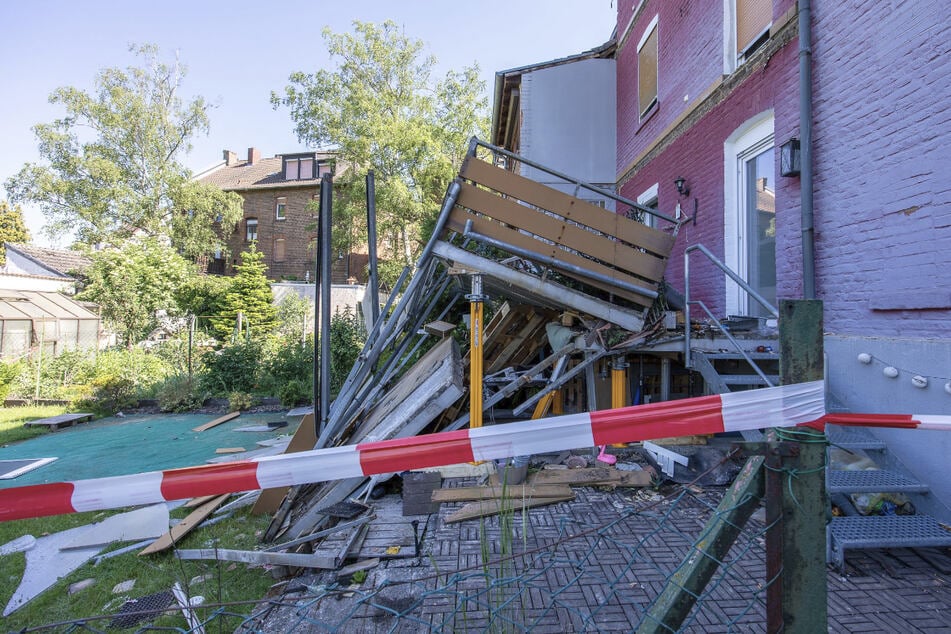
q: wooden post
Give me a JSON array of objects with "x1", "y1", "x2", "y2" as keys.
[{"x1": 776, "y1": 299, "x2": 827, "y2": 633}]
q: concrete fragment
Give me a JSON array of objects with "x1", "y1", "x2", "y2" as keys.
[
  {"x1": 64, "y1": 504, "x2": 169, "y2": 549},
  {"x1": 68, "y1": 578, "x2": 95, "y2": 594},
  {"x1": 112, "y1": 579, "x2": 135, "y2": 594}
]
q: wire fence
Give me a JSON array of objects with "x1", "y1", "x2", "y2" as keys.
[{"x1": 21, "y1": 477, "x2": 775, "y2": 633}]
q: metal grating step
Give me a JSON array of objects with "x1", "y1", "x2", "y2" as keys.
[
  {"x1": 826, "y1": 427, "x2": 886, "y2": 451},
  {"x1": 827, "y1": 515, "x2": 951, "y2": 572},
  {"x1": 827, "y1": 469, "x2": 930, "y2": 494},
  {"x1": 720, "y1": 374, "x2": 780, "y2": 385},
  {"x1": 703, "y1": 352, "x2": 779, "y2": 361}
]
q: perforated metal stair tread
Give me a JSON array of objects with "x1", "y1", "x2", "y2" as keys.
[
  {"x1": 828, "y1": 515, "x2": 951, "y2": 571},
  {"x1": 719, "y1": 374, "x2": 780, "y2": 385},
  {"x1": 826, "y1": 427, "x2": 887, "y2": 451},
  {"x1": 700, "y1": 352, "x2": 779, "y2": 361},
  {"x1": 827, "y1": 469, "x2": 930, "y2": 494}
]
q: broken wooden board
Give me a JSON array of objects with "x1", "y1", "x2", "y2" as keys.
[
  {"x1": 191, "y1": 411, "x2": 240, "y2": 432},
  {"x1": 251, "y1": 413, "x2": 317, "y2": 516},
  {"x1": 530, "y1": 467, "x2": 653, "y2": 488},
  {"x1": 184, "y1": 495, "x2": 219, "y2": 508},
  {"x1": 139, "y1": 494, "x2": 228, "y2": 556},
  {"x1": 215, "y1": 447, "x2": 245, "y2": 454},
  {"x1": 336, "y1": 558, "x2": 380, "y2": 579},
  {"x1": 431, "y1": 484, "x2": 574, "y2": 503},
  {"x1": 175, "y1": 548, "x2": 338, "y2": 569},
  {"x1": 23, "y1": 413, "x2": 93, "y2": 430},
  {"x1": 445, "y1": 494, "x2": 575, "y2": 524}
]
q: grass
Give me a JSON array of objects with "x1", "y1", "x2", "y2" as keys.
[
  {"x1": 0, "y1": 503, "x2": 276, "y2": 631},
  {"x1": 0, "y1": 404, "x2": 69, "y2": 446}
]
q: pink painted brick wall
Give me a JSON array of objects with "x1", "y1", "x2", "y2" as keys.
[{"x1": 616, "y1": 1, "x2": 799, "y2": 317}]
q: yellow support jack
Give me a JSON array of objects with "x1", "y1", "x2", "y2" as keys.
[
  {"x1": 610, "y1": 357, "x2": 629, "y2": 447},
  {"x1": 468, "y1": 274, "x2": 485, "y2": 429}
]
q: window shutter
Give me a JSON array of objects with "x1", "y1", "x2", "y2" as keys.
[
  {"x1": 638, "y1": 25, "x2": 658, "y2": 116},
  {"x1": 737, "y1": 0, "x2": 771, "y2": 53}
]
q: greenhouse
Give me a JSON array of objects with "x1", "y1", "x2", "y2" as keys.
[{"x1": 0, "y1": 290, "x2": 100, "y2": 360}]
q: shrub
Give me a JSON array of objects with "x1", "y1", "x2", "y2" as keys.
[
  {"x1": 89, "y1": 373, "x2": 138, "y2": 413},
  {"x1": 0, "y1": 361, "x2": 22, "y2": 403},
  {"x1": 228, "y1": 391, "x2": 254, "y2": 411},
  {"x1": 157, "y1": 375, "x2": 206, "y2": 412},
  {"x1": 329, "y1": 308, "x2": 365, "y2": 394},
  {"x1": 200, "y1": 340, "x2": 263, "y2": 395},
  {"x1": 261, "y1": 337, "x2": 314, "y2": 395},
  {"x1": 278, "y1": 378, "x2": 310, "y2": 407}
]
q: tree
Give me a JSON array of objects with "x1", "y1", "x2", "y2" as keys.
[
  {"x1": 77, "y1": 238, "x2": 192, "y2": 347},
  {"x1": 272, "y1": 21, "x2": 489, "y2": 275},
  {"x1": 4, "y1": 44, "x2": 243, "y2": 259},
  {"x1": 212, "y1": 244, "x2": 278, "y2": 340},
  {"x1": 0, "y1": 200, "x2": 31, "y2": 265}
]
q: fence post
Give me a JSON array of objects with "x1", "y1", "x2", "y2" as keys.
[{"x1": 776, "y1": 299, "x2": 827, "y2": 632}]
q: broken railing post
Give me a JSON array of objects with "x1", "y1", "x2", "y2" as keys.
[
  {"x1": 318, "y1": 172, "x2": 333, "y2": 433},
  {"x1": 366, "y1": 170, "x2": 380, "y2": 326},
  {"x1": 468, "y1": 274, "x2": 485, "y2": 429}
]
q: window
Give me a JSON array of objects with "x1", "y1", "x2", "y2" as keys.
[
  {"x1": 246, "y1": 218, "x2": 258, "y2": 242},
  {"x1": 723, "y1": 111, "x2": 775, "y2": 316},
  {"x1": 283, "y1": 154, "x2": 319, "y2": 181},
  {"x1": 637, "y1": 15, "x2": 659, "y2": 118},
  {"x1": 726, "y1": 0, "x2": 771, "y2": 71},
  {"x1": 276, "y1": 197, "x2": 287, "y2": 220},
  {"x1": 274, "y1": 238, "x2": 286, "y2": 262},
  {"x1": 637, "y1": 183, "x2": 659, "y2": 228}
]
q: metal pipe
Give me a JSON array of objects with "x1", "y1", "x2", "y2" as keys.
[
  {"x1": 511, "y1": 349, "x2": 608, "y2": 417},
  {"x1": 470, "y1": 137, "x2": 679, "y2": 226},
  {"x1": 313, "y1": 180, "x2": 325, "y2": 421},
  {"x1": 446, "y1": 344, "x2": 577, "y2": 431},
  {"x1": 464, "y1": 223, "x2": 659, "y2": 301},
  {"x1": 316, "y1": 183, "x2": 461, "y2": 448},
  {"x1": 319, "y1": 173, "x2": 333, "y2": 431},
  {"x1": 366, "y1": 171, "x2": 380, "y2": 324},
  {"x1": 799, "y1": 0, "x2": 816, "y2": 299}
]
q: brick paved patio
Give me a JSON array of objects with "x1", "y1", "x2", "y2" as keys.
[{"x1": 254, "y1": 481, "x2": 951, "y2": 633}]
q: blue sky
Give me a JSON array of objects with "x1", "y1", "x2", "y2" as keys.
[{"x1": 0, "y1": 1, "x2": 617, "y2": 247}]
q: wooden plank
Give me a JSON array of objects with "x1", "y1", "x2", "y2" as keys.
[
  {"x1": 251, "y1": 413, "x2": 317, "y2": 515},
  {"x1": 175, "y1": 548, "x2": 338, "y2": 569},
  {"x1": 458, "y1": 183, "x2": 668, "y2": 282},
  {"x1": 460, "y1": 157, "x2": 676, "y2": 256},
  {"x1": 530, "y1": 467, "x2": 653, "y2": 487},
  {"x1": 336, "y1": 558, "x2": 381, "y2": 579},
  {"x1": 446, "y1": 212, "x2": 655, "y2": 307},
  {"x1": 431, "y1": 484, "x2": 573, "y2": 502},
  {"x1": 445, "y1": 495, "x2": 575, "y2": 524},
  {"x1": 184, "y1": 495, "x2": 218, "y2": 508},
  {"x1": 215, "y1": 447, "x2": 245, "y2": 454},
  {"x1": 192, "y1": 411, "x2": 241, "y2": 432},
  {"x1": 486, "y1": 312, "x2": 547, "y2": 374},
  {"x1": 23, "y1": 413, "x2": 94, "y2": 430},
  {"x1": 139, "y1": 494, "x2": 229, "y2": 555}
]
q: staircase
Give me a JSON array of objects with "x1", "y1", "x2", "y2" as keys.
[{"x1": 825, "y1": 424, "x2": 951, "y2": 572}]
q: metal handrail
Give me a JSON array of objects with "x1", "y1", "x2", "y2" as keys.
[{"x1": 684, "y1": 244, "x2": 779, "y2": 385}]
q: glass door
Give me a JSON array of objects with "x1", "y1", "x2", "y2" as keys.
[{"x1": 742, "y1": 146, "x2": 776, "y2": 316}]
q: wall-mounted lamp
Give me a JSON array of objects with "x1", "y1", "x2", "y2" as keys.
[
  {"x1": 780, "y1": 138, "x2": 801, "y2": 177},
  {"x1": 673, "y1": 177, "x2": 690, "y2": 197}
]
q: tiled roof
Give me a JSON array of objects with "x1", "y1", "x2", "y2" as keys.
[
  {"x1": 5, "y1": 243, "x2": 91, "y2": 277},
  {"x1": 199, "y1": 152, "x2": 339, "y2": 191}
]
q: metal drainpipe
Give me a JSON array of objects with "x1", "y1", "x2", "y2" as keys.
[{"x1": 800, "y1": 0, "x2": 816, "y2": 299}]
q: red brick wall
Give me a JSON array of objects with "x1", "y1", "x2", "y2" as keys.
[{"x1": 225, "y1": 187, "x2": 318, "y2": 280}]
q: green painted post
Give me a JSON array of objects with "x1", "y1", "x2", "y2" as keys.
[{"x1": 777, "y1": 299, "x2": 827, "y2": 632}]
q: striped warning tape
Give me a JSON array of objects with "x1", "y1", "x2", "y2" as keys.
[{"x1": 0, "y1": 381, "x2": 946, "y2": 522}]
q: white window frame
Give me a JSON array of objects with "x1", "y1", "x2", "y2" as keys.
[
  {"x1": 723, "y1": 110, "x2": 774, "y2": 316},
  {"x1": 637, "y1": 14, "x2": 659, "y2": 119},
  {"x1": 637, "y1": 182, "x2": 660, "y2": 228},
  {"x1": 276, "y1": 197, "x2": 287, "y2": 220},
  {"x1": 246, "y1": 218, "x2": 258, "y2": 243}
]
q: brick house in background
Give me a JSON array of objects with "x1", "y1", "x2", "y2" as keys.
[{"x1": 198, "y1": 147, "x2": 367, "y2": 283}]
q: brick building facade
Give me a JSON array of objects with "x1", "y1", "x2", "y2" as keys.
[{"x1": 198, "y1": 147, "x2": 338, "y2": 281}]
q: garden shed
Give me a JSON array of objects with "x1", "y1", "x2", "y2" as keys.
[{"x1": 0, "y1": 291, "x2": 100, "y2": 360}]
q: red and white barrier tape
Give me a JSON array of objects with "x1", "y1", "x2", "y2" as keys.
[{"x1": 0, "y1": 381, "x2": 947, "y2": 522}]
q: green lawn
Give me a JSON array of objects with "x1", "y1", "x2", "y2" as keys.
[
  {"x1": 0, "y1": 404, "x2": 69, "y2": 446},
  {"x1": 0, "y1": 504, "x2": 276, "y2": 630}
]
